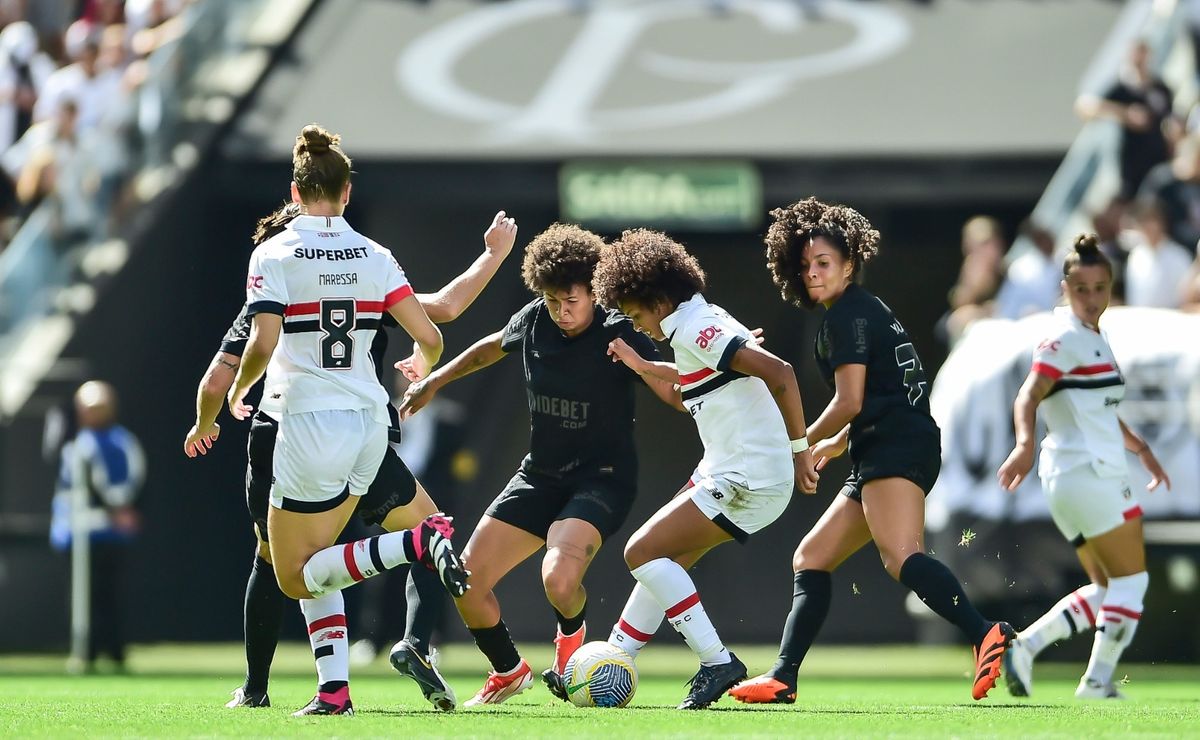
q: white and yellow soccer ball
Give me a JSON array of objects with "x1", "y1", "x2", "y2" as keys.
[{"x1": 562, "y1": 641, "x2": 638, "y2": 708}]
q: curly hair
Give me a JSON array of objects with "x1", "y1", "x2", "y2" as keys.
[
  {"x1": 251, "y1": 202, "x2": 301, "y2": 246},
  {"x1": 764, "y1": 196, "x2": 881, "y2": 309},
  {"x1": 592, "y1": 228, "x2": 706, "y2": 310},
  {"x1": 521, "y1": 223, "x2": 606, "y2": 294}
]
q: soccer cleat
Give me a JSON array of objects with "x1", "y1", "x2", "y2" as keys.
[
  {"x1": 1003, "y1": 637, "x2": 1035, "y2": 697},
  {"x1": 225, "y1": 686, "x2": 270, "y2": 708},
  {"x1": 1075, "y1": 678, "x2": 1126, "y2": 700},
  {"x1": 411, "y1": 514, "x2": 470, "y2": 598},
  {"x1": 291, "y1": 694, "x2": 354, "y2": 716},
  {"x1": 678, "y1": 653, "x2": 747, "y2": 710},
  {"x1": 728, "y1": 674, "x2": 796, "y2": 704},
  {"x1": 971, "y1": 621, "x2": 1016, "y2": 700},
  {"x1": 463, "y1": 660, "x2": 534, "y2": 707},
  {"x1": 390, "y1": 639, "x2": 457, "y2": 712},
  {"x1": 552, "y1": 623, "x2": 586, "y2": 675},
  {"x1": 541, "y1": 668, "x2": 569, "y2": 702}
]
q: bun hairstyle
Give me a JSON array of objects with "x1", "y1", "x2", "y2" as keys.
[
  {"x1": 292, "y1": 123, "x2": 351, "y2": 204},
  {"x1": 1062, "y1": 232, "x2": 1113, "y2": 277}
]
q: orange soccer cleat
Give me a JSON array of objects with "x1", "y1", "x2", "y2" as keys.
[
  {"x1": 972, "y1": 622, "x2": 1016, "y2": 700},
  {"x1": 552, "y1": 623, "x2": 586, "y2": 675},
  {"x1": 463, "y1": 660, "x2": 534, "y2": 707},
  {"x1": 728, "y1": 674, "x2": 796, "y2": 705}
]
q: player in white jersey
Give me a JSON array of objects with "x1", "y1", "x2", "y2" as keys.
[
  {"x1": 999, "y1": 234, "x2": 1170, "y2": 700},
  {"x1": 225, "y1": 124, "x2": 467, "y2": 716},
  {"x1": 590, "y1": 229, "x2": 819, "y2": 710}
]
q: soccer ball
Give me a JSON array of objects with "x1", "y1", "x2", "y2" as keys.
[{"x1": 562, "y1": 641, "x2": 638, "y2": 708}]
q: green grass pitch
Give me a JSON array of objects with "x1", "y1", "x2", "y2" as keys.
[{"x1": 1, "y1": 643, "x2": 1195, "y2": 737}]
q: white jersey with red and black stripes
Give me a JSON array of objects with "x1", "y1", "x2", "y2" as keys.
[
  {"x1": 660, "y1": 293, "x2": 792, "y2": 490},
  {"x1": 244, "y1": 214, "x2": 412, "y2": 424},
  {"x1": 1030, "y1": 306, "x2": 1127, "y2": 479}
]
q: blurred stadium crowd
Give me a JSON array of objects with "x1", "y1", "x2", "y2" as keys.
[{"x1": 0, "y1": 0, "x2": 185, "y2": 252}]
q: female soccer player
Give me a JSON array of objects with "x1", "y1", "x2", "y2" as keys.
[
  {"x1": 184, "y1": 204, "x2": 517, "y2": 712},
  {"x1": 397, "y1": 224, "x2": 682, "y2": 706},
  {"x1": 223, "y1": 124, "x2": 468, "y2": 716},
  {"x1": 590, "y1": 228, "x2": 819, "y2": 710},
  {"x1": 730, "y1": 197, "x2": 1012, "y2": 705},
  {"x1": 997, "y1": 234, "x2": 1169, "y2": 700}
]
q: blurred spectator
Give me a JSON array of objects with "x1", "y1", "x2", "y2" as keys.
[
  {"x1": 1090, "y1": 198, "x2": 1129, "y2": 303},
  {"x1": 16, "y1": 97, "x2": 100, "y2": 244},
  {"x1": 50, "y1": 380, "x2": 146, "y2": 672},
  {"x1": 124, "y1": 0, "x2": 185, "y2": 35},
  {"x1": 993, "y1": 217, "x2": 1061, "y2": 319},
  {"x1": 1137, "y1": 132, "x2": 1200, "y2": 251},
  {"x1": 940, "y1": 215, "x2": 1006, "y2": 343},
  {"x1": 1076, "y1": 40, "x2": 1177, "y2": 200},
  {"x1": 1124, "y1": 198, "x2": 1193, "y2": 308},
  {"x1": 34, "y1": 20, "x2": 108, "y2": 133},
  {"x1": 0, "y1": 21, "x2": 55, "y2": 152}
]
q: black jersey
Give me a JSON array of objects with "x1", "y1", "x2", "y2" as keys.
[
  {"x1": 501, "y1": 298, "x2": 660, "y2": 485},
  {"x1": 814, "y1": 283, "x2": 939, "y2": 448},
  {"x1": 219, "y1": 304, "x2": 401, "y2": 437}
]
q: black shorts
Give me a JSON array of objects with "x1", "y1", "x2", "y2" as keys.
[
  {"x1": 245, "y1": 412, "x2": 418, "y2": 542},
  {"x1": 485, "y1": 468, "x2": 636, "y2": 541},
  {"x1": 839, "y1": 428, "x2": 941, "y2": 502}
]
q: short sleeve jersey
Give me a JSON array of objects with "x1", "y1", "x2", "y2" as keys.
[
  {"x1": 244, "y1": 214, "x2": 412, "y2": 424},
  {"x1": 660, "y1": 293, "x2": 792, "y2": 489},
  {"x1": 814, "y1": 283, "x2": 939, "y2": 448},
  {"x1": 1030, "y1": 306, "x2": 1127, "y2": 479},
  {"x1": 500, "y1": 298, "x2": 659, "y2": 484},
  {"x1": 1103, "y1": 79, "x2": 1173, "y2": 179}
]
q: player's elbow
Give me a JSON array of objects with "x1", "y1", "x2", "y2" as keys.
[{"x1": 837, "y1": 393, "x2": 863, "y2": 417}]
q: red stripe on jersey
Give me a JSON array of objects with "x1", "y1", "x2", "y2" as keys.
[
  {"x1": 343, "y1": 542, "x2": 363, "y2": 582},
  {"x1": 285, "y1": 301, "x2": 320, "y2": 317},
  {"x1": 1071, "y1": 592, "x2": 1095, "y2": 626},
  {"x1": 1102, "y1": 605, "x2": 1142, "y2": 620},
  {"x1": 384, "y1": 284, "x2": 415, "y2": 308},
  {"x1": 357, "y1": 300, "x2": 384, "y2": 314},
  {"x1": 617, "y1": 618, "x2": 655, "y2": 642},
  {"x1": 1122, "y1": 505, "x2": 1143, "y2": 522},
  {"x1": 1031, "y1": 362, "x2": 1063, "y2": 380},
  {"x1": 1068, "y1": 363, "x2": 1116, "y2": 376},
  {"x1": 665, "y1": 592, "x2": 701, "y2": 618},
  {"x1": 679, "y1": 367, "x2": 715, "y2": 385},
  {"x1": 307, "y1": 614, "x2": 347, "y2": 634}
]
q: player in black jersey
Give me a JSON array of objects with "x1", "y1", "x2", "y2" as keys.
[
  {"x1": 184, "y1": 204, "x2": 517, "y2": 712},
  {"x1": 731, "y1": 197, "x2": 1014, "y2": 705},
  {"x1": 396, "y1": 224, "x2": 682, "y2": 706}
]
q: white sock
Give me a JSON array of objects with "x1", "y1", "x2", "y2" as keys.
[
  {"x1": 1021, "y1": 583, "x2": 1105, "y2": 655},
  {"x1": 608, "y1": 584, "x2": 664, "y2": 658},
  {"x1": 301, "y1": 592, "x2": 349, "y2": 696},
  {"x1": 302, "y1": 531, "x2": 413, "y2": 598},
  {"x1": 631, "y1": 559, "x2": 729, "y2": 666},
  {"x1": 1084, "y1": 572, "x2": 1148, "y2": 687}
]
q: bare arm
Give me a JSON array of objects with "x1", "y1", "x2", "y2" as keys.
[
  {"x1": 1119, "y1": 418, "x2": 1171, "y2": 491},
  {"x1": 642, "y1": 375, "x2": 685, "y2": 412},
  {"x1": 806, "y1": 363, "x2": 865, "y2": 445},
  {"x1": 997, "y1": 370, "x2": 1054, "y2": 490},
  {"x1": 419, "y1": 211, "x2": 517, "y2": 323},
  {"x1": 727, "y1": 343, "x2": 819, "y2": 494},
  {"x1": 184, "y1": 351, "x2": 238, "y2": 456},
  {"x1": 387, "y1": 293, "x2": 444, "y2": 379},
  {"x1": 397, "y1": 330, "x2": 507, "y2": 418},
  {"x1": 228, "y1": 314, "x2": 281, "y2": 420}
]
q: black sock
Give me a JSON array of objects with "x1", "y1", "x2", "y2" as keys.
[
  {"x1": 243, "y1": 555, "x2": 285, "y2": 695},
  {"x1": 318, "y1": 680, "x2": 347, "y2": 695},
  {"x1": 553, "y1": 603, "x2": 586, "y2": 636},
  {"x1": 403, "y1": 563, "x2": 445, "y2": 655},
  {"x1": 767, "y1": 570, "x2": 832, "y2": 685},
  {"x1": 469, "y1": 620, "x2": 522, "y2": 674},
  {"x1": 898, "y1": 553, "x2": 990, "y2": 644}
]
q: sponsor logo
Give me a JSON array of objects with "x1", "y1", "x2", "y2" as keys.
[
  {"x1": 695, "y1": 325, "x2": 723, "y2": 350},
  {"x1": 293, "y1": 247, "x2": 370, "y2": 261},
  {"x1": 566, "y1": 678, "x2": 592, "y2": 696},
  {"x1": 1037, "y1": 339, "x2": 1061, "y2": 353},
  {"x1": 316, "y1": 629, "x2": 346, "y2": 642},
  {"x1": 247, "y1": 275, "x2": 264, "y2": 289}
]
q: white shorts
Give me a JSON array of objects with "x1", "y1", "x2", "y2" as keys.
[
  {"x1": 271, "y1": 409, "x2": 387, "y2": 513},
  {"x1": 1042, "y1": 466, "x2": 1142, "y2": 545},
  {"x1": 689, "y1": 473, "x2": 792, "y2": 543}
]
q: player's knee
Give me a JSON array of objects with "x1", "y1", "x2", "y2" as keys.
[
  {"x1": 542, "y1": 568, "x2": 582, "y2": 610},
  {"x1": 793, "y1": 541, "x2": 832, "y2": 573},
  {"x1": 276, "y1": 568, "x2": 310, "y2": 600},
  {"x1": 623, "y1": 535, "x2": 651, "y2": 570}
]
